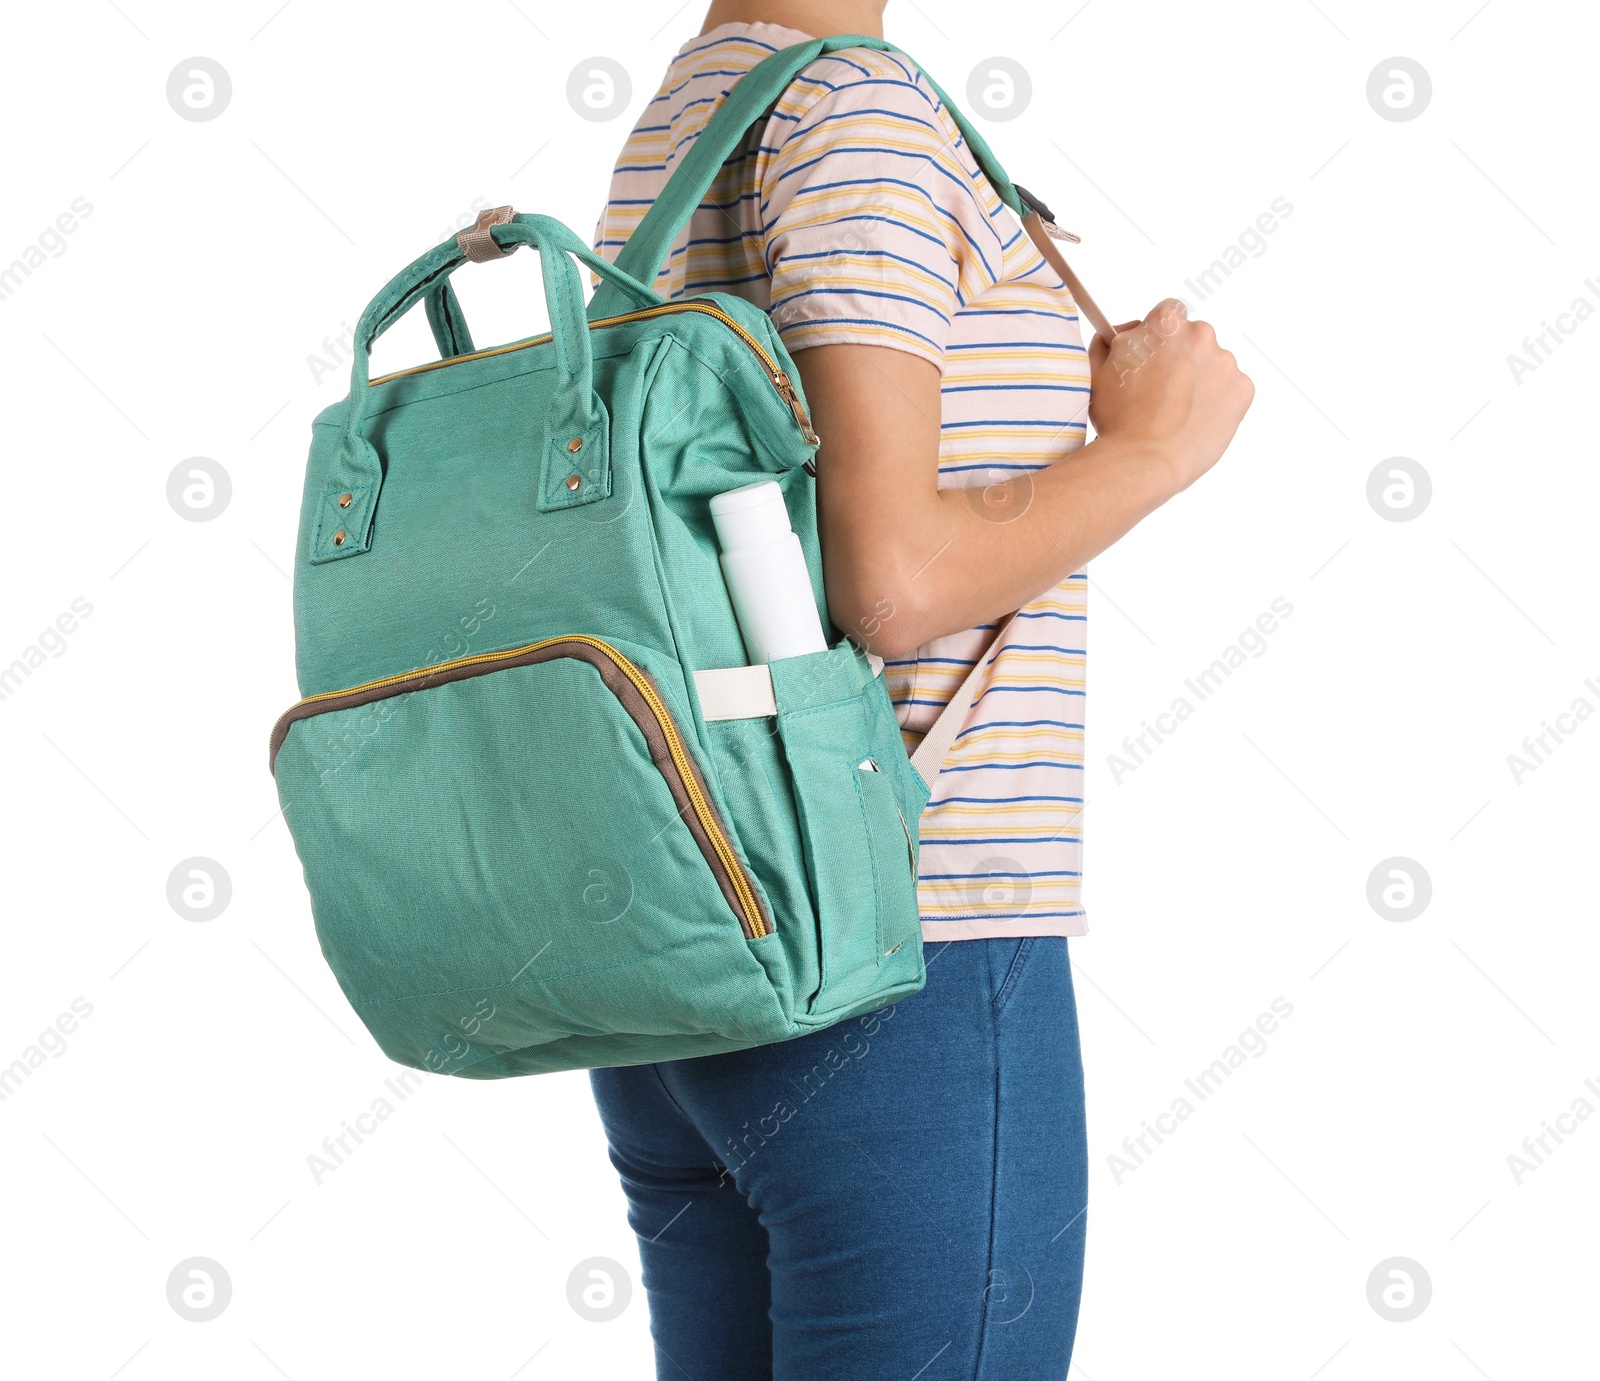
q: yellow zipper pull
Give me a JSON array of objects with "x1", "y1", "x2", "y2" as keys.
[{"x1": 772, "y1": 371, "x2": 820, "y2": 448}]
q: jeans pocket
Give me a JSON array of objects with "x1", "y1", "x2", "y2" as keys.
[{"x1": 990, "y1": 936, "x2": 1036, "y2": 1013}]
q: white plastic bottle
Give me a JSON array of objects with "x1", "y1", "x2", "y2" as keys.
[{"x1": 710, "y1": 481, "x2": 828, "y2": 665}]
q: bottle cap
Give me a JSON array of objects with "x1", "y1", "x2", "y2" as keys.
[{"x1": 710, "y1": 480, "x2": 792, "y2": 552}]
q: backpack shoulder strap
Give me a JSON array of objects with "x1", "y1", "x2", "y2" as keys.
[
  {"x1": 589, "y1": 34, "x2": 1023, "y2": 318},
  {"x1": 601, "y1": 38, "x2": 1068, "y2": 785},
  {"x1": 907, "y1": 612, "x2": 1016, "y2": 785}
]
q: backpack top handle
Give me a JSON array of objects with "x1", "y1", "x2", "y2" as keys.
[{"x1": 312, "y1": 214, "x2": 661, "y2": 564}]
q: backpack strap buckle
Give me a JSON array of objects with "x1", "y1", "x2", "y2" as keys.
[
  {"x1": 1012, "y1": 184, "x2": 1080, "y2": 243},
  {"x1": 457, "y1": 205, "x2": 516, "y2": 262}
]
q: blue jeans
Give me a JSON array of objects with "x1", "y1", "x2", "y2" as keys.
[{"x1": 589, "y1": 936, "x2": 1089, "y2": 1379}]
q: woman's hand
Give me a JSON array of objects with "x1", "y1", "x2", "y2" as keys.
[{"x1": 1088, "y1": 300, "x2": 1255, "y2": 498}]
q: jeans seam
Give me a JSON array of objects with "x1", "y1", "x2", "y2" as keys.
[{"x1": 973, "y1": 980, "x2": 1004, "y2": 1378}]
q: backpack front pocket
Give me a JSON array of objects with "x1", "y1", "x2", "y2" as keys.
[{"x1": 270, "y1": 636, "x2": 781, "y2": 1072}]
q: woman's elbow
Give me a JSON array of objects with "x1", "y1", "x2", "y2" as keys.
[{"x1": 826, "y1": 576, "x2": 933, "y2": 662}]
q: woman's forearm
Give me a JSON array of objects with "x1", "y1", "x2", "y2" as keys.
[{"x1": 828, "y1": 432, "x2": 1176, "y2": 658}]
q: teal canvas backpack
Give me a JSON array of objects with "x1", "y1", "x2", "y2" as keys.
[{"x1": 269, "y1": 35, "x2": 1034, "y2": 1078}]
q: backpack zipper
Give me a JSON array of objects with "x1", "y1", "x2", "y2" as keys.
[
  {"x1": 271, "y1": 635, "x2": 769, "y2": 940},
  {"x1": 370, "y1": 300, "x2": 820, "y2": 447}
]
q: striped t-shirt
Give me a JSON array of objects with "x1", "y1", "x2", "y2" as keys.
[{"x1": 595, "y1": 22, "x2": 1091, "y2": 939}]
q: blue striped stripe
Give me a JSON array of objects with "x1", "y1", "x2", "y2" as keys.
[
  {"x1": 938, "y1": 454, "x2": 1083, "y2": 474},
  {"x1": 973, "y1": 686, "x2": 1088, "y2": 698},
  {"x1": 940, "y1": 417, "x2": 1089, "y2": 429},
  {"x1": 771, "y1": 283, "x2": 953, "y2": 322},
  {"x1": 957, "y1": 720, "x2": 1086, "y2": 735},
  {"x1": 674, "y1": 32, "x2": 780, "y2": 62},
  {"x1": 777, "y1": 246, "x2": 959, "y2": 291},
  {"x1": 940, "y1": 761, "x2": 1085, "y2": 773},
  {"x1": 921, "y1": 836, "x2": 1083, "y2": 846},
  {"x1": 777, "y1": 315, "x2": 945, "y2": 352},
  {"x1": 921, "y1": 871, "x2": 1083, "y2": 880},
  {"x1": 946, "y1": 339, "x2": 1087, "y2": 351},
  {"x1": 942, "y1": 383, "x2": 1092, "y2": 395},
  {"x1": 935, "y1": 796, "x2": 1086, "y2": 805},
  {"x1": 666, "y1": 68, "x2": 747, "y2": 98}
]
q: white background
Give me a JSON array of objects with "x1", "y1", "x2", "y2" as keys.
[{"x1": 1, "y1": 0, "x2": 1595, "y2": 1377}]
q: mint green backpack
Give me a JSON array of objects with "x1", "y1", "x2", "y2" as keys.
[{"x1": 269, "y1": 36, "x2": 1028, "y2": 1078}]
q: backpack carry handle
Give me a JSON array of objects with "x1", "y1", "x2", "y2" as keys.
[
  {"x1": 359, "y1": 213, "x2": 660, "y2": 370},
  {"x1": 590, "y1": 35, "x2": 1023, "y2": 319},
  {"x1": 310, "y1": 213, "x2": 662, "y2": 563}
]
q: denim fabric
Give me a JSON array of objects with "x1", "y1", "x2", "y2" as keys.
[{"x1": 590, "y1": 936, "x2": 1089, "y2": 1379}]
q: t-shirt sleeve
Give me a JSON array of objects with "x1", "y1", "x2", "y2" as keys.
[{"x1": 759, "y1": 54, "x2": 1008, "y2": 370}]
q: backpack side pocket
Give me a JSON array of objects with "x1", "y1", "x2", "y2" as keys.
[{"x1": 771, "y1": 643, "x2": 925, "y2": 1021}]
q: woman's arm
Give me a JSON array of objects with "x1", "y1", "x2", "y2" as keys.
[{"x1": 807, "y1": 298, "x2": 1255, "y2": 659}]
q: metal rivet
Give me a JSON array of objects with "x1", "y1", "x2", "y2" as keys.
[
  {"x1": 565, "y1": 473, "x2": 581, "y2": 492},
  {"x1": 338, "y1": 493, "x2": 353, "y2": 509},
  {"x1": 567, "y1": 437, "x2": 583, "y2": 453},
  {"x1": 333, "y1": 530, "x2": 347, "y2": 546}
]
